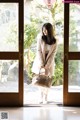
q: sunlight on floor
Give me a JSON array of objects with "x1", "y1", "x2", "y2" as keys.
[{"x1": 0, "y1": 106, "x2": 80, "y2": 120}]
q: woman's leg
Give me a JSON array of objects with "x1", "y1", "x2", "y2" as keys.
[{"x1": 42, "y1": 87, "x2": 49, "y2": 104}]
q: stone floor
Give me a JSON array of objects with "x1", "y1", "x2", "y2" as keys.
[{"x1": 24, "y1": 84, "x2": 63, "y2": 105}]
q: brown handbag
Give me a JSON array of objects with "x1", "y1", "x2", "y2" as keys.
[{"x1": 34, "y1": 69, "x2": 52, "y2": 88}]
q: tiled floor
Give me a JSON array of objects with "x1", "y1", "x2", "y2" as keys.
[{"x1": 0, "y1": 106, "x2": 80, "y2": 120}]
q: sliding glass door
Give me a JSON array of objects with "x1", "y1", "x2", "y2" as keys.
[
  {"x1": 0, "y1": 0, "x2": 23, "y2": 106},
  {"x1": 64, "y1": 3, "x2": 80, "y2": 106}
]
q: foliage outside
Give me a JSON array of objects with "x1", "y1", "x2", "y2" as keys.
[{"x1": 24, "y1": 0, "x2": 64, "y2": 85}]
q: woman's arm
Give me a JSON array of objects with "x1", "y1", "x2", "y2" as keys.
[{"x1": 37, "y1": 38, "x2": 44, "y2": 67}]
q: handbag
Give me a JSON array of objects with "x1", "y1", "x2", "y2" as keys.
[{"x1": 34, "y1": 69, "x2": 52, "y2": 88}]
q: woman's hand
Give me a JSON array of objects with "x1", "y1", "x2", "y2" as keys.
[
  {"x1": 44, "y1": 65, "x2": 49, "y2": 70},
  {"x1": 41, "y1": 65, "x2": 44, "y2": 68}
]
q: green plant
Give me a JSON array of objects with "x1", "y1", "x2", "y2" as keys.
[
  {"x1": 24, "y1": 24, "x2": 38, "y2": 49},
  {"x1": 53, "y1": 62, "x2": 63, "y2": 85},
  {"x1": 51, "y1": 44, "x2": 63, "y2": 85}
]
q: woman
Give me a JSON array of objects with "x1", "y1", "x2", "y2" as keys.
[
  {"x1": 32, "y1": 22, "x2": 57, "y2": 77},
  {"x1": 32, "y1": 23, "x2": 58, "y2": 103}
]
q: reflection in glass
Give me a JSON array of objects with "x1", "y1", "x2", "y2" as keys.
[
  {"x1": 69, "y1": 4, "x2": 80, "y2": 52},
  {"x1": 0, "y1": 3, "x2": 18, "y2": 51},
  {"x1": 68, "y1": 60, "x2": 80, "y2": 92},
  {"x1": 0, "y1": 60, "x2": 19, "y2": 92}
]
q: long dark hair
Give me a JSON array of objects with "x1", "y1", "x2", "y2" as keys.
[{"x1": 42, "y1": 23, "x2": 56, "y2": 45}]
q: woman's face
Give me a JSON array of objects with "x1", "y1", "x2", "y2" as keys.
[{"x1": 43, "y1": 27, "x2": 48, "y2": 36}]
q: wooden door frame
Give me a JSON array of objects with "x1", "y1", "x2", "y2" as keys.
[
  {"x1": 63, "y1": 3, "x2": 69, "y2": 106},
  {"x1": 63, "y1": 3, "x2": 80, "y2": 106},
  {"x1": 0, "y1": 0, "x2": 24, "y2": 106}
]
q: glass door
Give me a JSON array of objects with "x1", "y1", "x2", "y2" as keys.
[
  {"x1": 0, "y1": 0, "x2": 23, "y2": 106},
  {"x1": 64, "y1": 3, "x2": 80, "y2": 106}
]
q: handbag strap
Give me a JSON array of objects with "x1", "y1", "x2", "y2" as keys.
[{"x1": 39, "y1": 67, "x2": 45, "y2": 75}]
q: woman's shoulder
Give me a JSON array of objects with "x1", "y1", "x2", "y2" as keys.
[
  {"x1": 55, "y1": 38, "x2": 58, "y2": 44},
  {"x1": 54, "y1": 37, "x2": 58, "y2": 45},
  {"x1": 54, "y1": 39, "x2": 58, "y2": 50},
  {"x1": 52, "y1": 38, "x2": 58, "y2": 48}
]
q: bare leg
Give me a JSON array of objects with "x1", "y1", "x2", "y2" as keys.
[{"x1": 42, "y1": 87, "x2": 48, "y2": 104}]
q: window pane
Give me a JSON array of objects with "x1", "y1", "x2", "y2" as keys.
[
  {"x1": 69, "y1": 4, "x2": 80, "y2": 52},
  {"x1": 0, "y1": 60, "x2": 19, "y2": 92},
  {"x1": 0, "y1": 3, "x2": 19, "y2": 51},
  {"x1": 68, "y1": 60, "x2": 80, "y2": 92}
]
